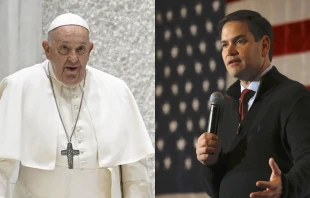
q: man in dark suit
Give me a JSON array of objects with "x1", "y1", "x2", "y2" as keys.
[{"x1": 196, "y1": 10, "x2": 310, "y2": 198}]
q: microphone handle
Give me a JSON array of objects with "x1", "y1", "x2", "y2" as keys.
[{"x1": 207, "y1": 104, "x2": 220, "y2": 134}]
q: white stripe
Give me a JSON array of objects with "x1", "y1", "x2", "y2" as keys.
[
  {"x1": 156, "y1": 193, "x2": 210, "y2": 198},
  {"x1": 225, "y1": 52, "x2": 310, "y2": 87},
  {"x1": 272, "y1": 52, "x2": 310, "y2": 85},
  {"x1": 226, "y1": 0, "x2": 310, "y2": 25}
]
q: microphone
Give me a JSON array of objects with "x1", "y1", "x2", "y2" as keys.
[{"x1": 207, "y1": 92, "x2": 224, "y2": 134}]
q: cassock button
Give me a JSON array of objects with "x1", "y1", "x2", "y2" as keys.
[
  {"x1": 77, "y1": 127, "x2": 81, "y2": 132},
  {"x1": 81, "y1": 160, "x2": 86, "y2": 164},
  {"x1": 74, "y1": 105, "x2": 79, "y2": 110},
  {"x1": 80, "y1": 149, "x2": 84, "y2": 154},
  {"x1": 73, "y1": 94, "x2": 77, "y2": 99},
  {"x1": 78, "y1": 139, "x2": 83, "y2": 143}
]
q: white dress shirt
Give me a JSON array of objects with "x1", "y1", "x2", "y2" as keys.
[{"x1": 240, "y1": 65, "x2": 273, "y2": 110}]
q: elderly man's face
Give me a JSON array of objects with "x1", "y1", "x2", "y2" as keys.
[
  {"x1": 221, "y1": 21, "x2": 269, "y2": 81},
  {"x1": 43, "y1": 25, "x2": 93, "y2": 86}
]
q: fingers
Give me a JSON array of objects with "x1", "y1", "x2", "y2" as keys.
[
  {"x1": 250, "y1": 187, "x2": 281, "y2": 198},
  {"x1": 196, "y1": 139, "x2": 218, "y2": 148},
  {"x1": 250, "y1": 190, "x2": 273, "y2": 198},
  {"x1": 197, "y1": 153, "x2": 213, "y2": 162},
  {"x1": 251, "y1": 174, "x2": 282, "y2": 198},
  {"x1": 249, "y1": 159, "x2": 282, "y2": 198},
  {"x1": 196, "y1": 146, "x2": 217, "y2": 155},
  {"x1": 196, "y1": 133, "x2": 221, "y2": 165},
  {"x1": 196, "y1": 133, "x2": 219, "y2": 160},
  {"x1": 196, "y1": 145, "x2": 219, "y2": 163},
  {"x1": 196, "y1": 133, "x2": 219, "y2": 148},
  {"x1": 205, "y1": 132, "x2": 219, "y2": 140},
  {"x1": 197, "y1": 132, "x2": 218, "y2": 142},
  {"x1": 196, "y1": 139, "x2": 220, "y2": 157},
  {"x1": 256, "y1": 181, "x2": 276, "y2": 190},
  {"x1": 206, "y1": 139, "x2": 218, "y2": 147},
  {"x1": 269, "y1": 158, "x2": 281, "y2": 176}
]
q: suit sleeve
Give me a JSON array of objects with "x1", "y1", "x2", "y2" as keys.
[
  {"x1": 121, "y1": 158, "x2": 153, "y2": 198},
  {"x1": 282, "y1": 95, "x2": 310, "y2": 197},
  {"x1": 200, "y1": 152, "x2": 226, "y2": 198}
]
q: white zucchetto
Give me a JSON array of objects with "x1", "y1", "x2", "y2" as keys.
[{"x1": 47, "y1": 13, "x2": 89, "y2": 32}]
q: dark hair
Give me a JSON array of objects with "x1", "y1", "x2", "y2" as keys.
[{"x1": 218, "y1": 10, "x2": 274, "y2": 61}]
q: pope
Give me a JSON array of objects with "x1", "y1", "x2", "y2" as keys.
[{"x1": 0, "y1": 13, "x2": 154, "y2": 198}]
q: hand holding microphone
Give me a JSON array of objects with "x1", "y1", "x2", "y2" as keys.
[{"x1": 196, "y1": 92, "x2": 224, "y2": 166}]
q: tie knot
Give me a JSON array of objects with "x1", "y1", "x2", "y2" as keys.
[{"x1": 240, "y1": 89, "x2": 255, "y2": 103}]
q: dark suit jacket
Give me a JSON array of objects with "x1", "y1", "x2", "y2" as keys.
[{"x1": 201, "y1": 67, "x2": 310, "y2": 198}]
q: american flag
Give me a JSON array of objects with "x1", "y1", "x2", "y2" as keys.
[
  {"x1": 155, "y1": 0, "x2": 226, "y2": 197},
  {"x1": 156, "y1": 0, "x2": 310, "y2": 197}
]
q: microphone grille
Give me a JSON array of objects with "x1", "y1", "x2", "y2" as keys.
[{"x1": 210, "y1": 92, "x2": 224, "y2": 105}]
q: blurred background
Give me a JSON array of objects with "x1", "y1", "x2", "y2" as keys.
[
  {"x1": 0, "y1": 0, "x2": 155, "y2": 197},
  {"x1": 155, "y1": 0, "x2": 310, "y2": 197}
]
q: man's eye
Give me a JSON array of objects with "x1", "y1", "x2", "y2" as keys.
[
  {"x1": 60, "y1": 45, "x2": 69, "y2": 50},
  {"x1": 76, "y1": 46, "x2": 86, "y2": 55},
  {"x1": 59, "y1": 45, "x2": 70, "y2": 54},
  {"x1": 221, "y1": 43, "x2": 228, "y2": 48},
  {"x1": 237, "y1": 39, "x2": 246, "y2": 44}
]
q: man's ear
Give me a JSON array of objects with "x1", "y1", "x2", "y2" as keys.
[
  {"x1": 261, "y1": 35, "x2": 270, "y2": 58},
  {"x1": 88, "y1": 42, "x2": 94, "y2": 55},
  {"x1": 42, "y1": 40, "x2": 51, "y2": 59}
]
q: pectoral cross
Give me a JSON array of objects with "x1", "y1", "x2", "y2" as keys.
[{"x1": 61, "y1": 142, "x2": 80, "y2": 169}]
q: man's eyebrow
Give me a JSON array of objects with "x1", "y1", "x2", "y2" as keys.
[
  {"x1": 221, "y1": 34, "x2": 247, "y2": 43},
  {"x1": 58, "y1": 41, "x2": 88, "y2": 45}
]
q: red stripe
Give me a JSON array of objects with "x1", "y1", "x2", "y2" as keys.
[
  {"x1": 273, "y1": 19, "x2": 310, "y2": 56},
  {"x1": 307, "y1": 86, "x2": 310, "y2": 91}
]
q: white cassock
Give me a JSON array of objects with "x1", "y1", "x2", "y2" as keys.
[{"x1": 0, "y1": 60, "x2": 154, "y2": 198}]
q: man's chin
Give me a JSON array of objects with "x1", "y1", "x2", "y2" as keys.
[
  {"x1": 228, "y1": 71, "x2": 241, "y2": 79},
  {"x1": 228, "y1": 68, "x2": 249, "y2": 80}
]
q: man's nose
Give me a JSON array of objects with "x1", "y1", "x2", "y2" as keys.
[
  {"x1": 226, "y1": 44, "x2": 238, "y2": 56},
  {"x1": 68, "y1": 51, "x2": 78, "y2": 63}
]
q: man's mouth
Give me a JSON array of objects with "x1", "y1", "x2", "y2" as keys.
[
  {"x1": 228, "y1": 59, "x2": 242, "y2": 65},
  {"x1": 65, "y1": 66, "x2": 78, "y2": 71}
]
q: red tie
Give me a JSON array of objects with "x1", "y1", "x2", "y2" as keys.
[{"x1": 239, "y1": 89, "x2": 255, "y2": 120}]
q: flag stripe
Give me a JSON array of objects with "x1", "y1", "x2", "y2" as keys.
[
  {"x1": 226, "y1": 0, "x2": 310, "y2": 26},
  {"x1": 273, "y1": 19, "x2": 310, "y2": 56},
  {"x1": 272, "y1": 52, "x2": 310, "y2": 84}
]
